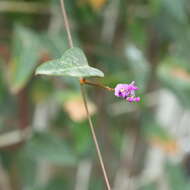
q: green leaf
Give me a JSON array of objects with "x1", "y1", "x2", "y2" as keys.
[
  {"x1": 167, "y1": 164, "x2": 190, "y2": 190},
  {"x1": 16, "y1": 152, "x2": 37, "y2": 188},
  {"x1": 35, "y1": 47, "x2": 104, "y2": 78},
  {"x1": 24, "y1": 132, "x2": 77, "y2": 166},
  {"x1": 8, "y1": 25, "x2": 41, "y2": 93}
]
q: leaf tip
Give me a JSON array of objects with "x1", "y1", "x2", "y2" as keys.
[{"x1": 99, "y1": 71, "x2": 104, "y2": 77}]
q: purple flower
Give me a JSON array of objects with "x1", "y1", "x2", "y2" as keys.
[{"x1": 114, "y1": 81, "x2": 140, "y2": 103}]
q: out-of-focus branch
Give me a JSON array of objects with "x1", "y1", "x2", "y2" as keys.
[
  {"x1": 113, "y1": 135, "x2": 138, "y2": 190},
  {"x1": 0, "y1": 128, "x2": 31, "y2": 148},
  {"x1": 0, "y1": 162, "x2": 12, "y2": 190},
  {"x1": 75, "y1": 159, "x2": 92, "y2": 190},
  {"x1": 101, "y1": 0, "x2": 120, "y2": 44},
  {"x1": 0, "y1": 1, "x2": 50, "y2": 14}
]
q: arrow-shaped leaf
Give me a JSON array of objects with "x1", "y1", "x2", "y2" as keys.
[{"x1": 35, "y1": 47, "x2": 104, "y2": 78}]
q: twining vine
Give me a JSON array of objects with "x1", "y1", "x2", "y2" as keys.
[{"x1": 60, "y1": 0, "x2": 112, "y2": 189}]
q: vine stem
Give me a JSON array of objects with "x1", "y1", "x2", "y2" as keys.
[
  {"x1": 60, "y1": 0, "x2": 73, "y2": 48},
  {"x1": 60, "y1": 0, "x2": 111, "y2": 189},
  {"x1": 80, "y1": 84, "x2": 111, "y2": 190}
]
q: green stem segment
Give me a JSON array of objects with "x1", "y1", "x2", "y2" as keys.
[{"x1": 60, "y1": 1, "x2": 111, "y2": 189}]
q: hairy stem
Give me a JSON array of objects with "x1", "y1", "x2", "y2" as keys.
[{"x1": 60, "y1": 0, "x2": 111, "y2": 189}]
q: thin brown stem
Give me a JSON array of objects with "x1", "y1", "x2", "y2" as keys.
[
  {"x1": 80, "y1": 78, "x2": 114, "y2": 92},
  {"x1": 60, "y1": 0, "x2": 73, "y2": 48},
  {"x1": 59, "y1": 0, "x2": 112, "y2": 189},
  {"x1": 80, "y1": 84, "x2": 111, "y2": 190},
  {"x1": 18, "y1": 88, "x2": 29, "y2": 130},
  {"x1": 0, "y1": 1, "x2": 49, "y2": 14}
]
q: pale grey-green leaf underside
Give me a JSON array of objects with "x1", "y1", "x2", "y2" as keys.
[{"x1": 35, "y1": 47, "x2": 104, "y2": 78}]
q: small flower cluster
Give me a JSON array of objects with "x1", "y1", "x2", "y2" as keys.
[{"x1": 114, "y1": 81, "x2": 140, "y2": 102}]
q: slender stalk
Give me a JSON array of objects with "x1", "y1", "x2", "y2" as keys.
[
  {"x1": 80, "y1": 78, "x2": 114, "y2": 92},
  {"x1": 80, "y1": 84, "x2": 111, "y2": 190},
  {"x1": 60, "y1": 0, "x2": 111, "y2": 189},
  {"x1": 60, "y1": 0, "x2": 73, "y2": 48}
]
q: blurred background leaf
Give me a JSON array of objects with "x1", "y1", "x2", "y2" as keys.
[{"x1": 7, "y1": 25, "x2": 41, "y2": 93}]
